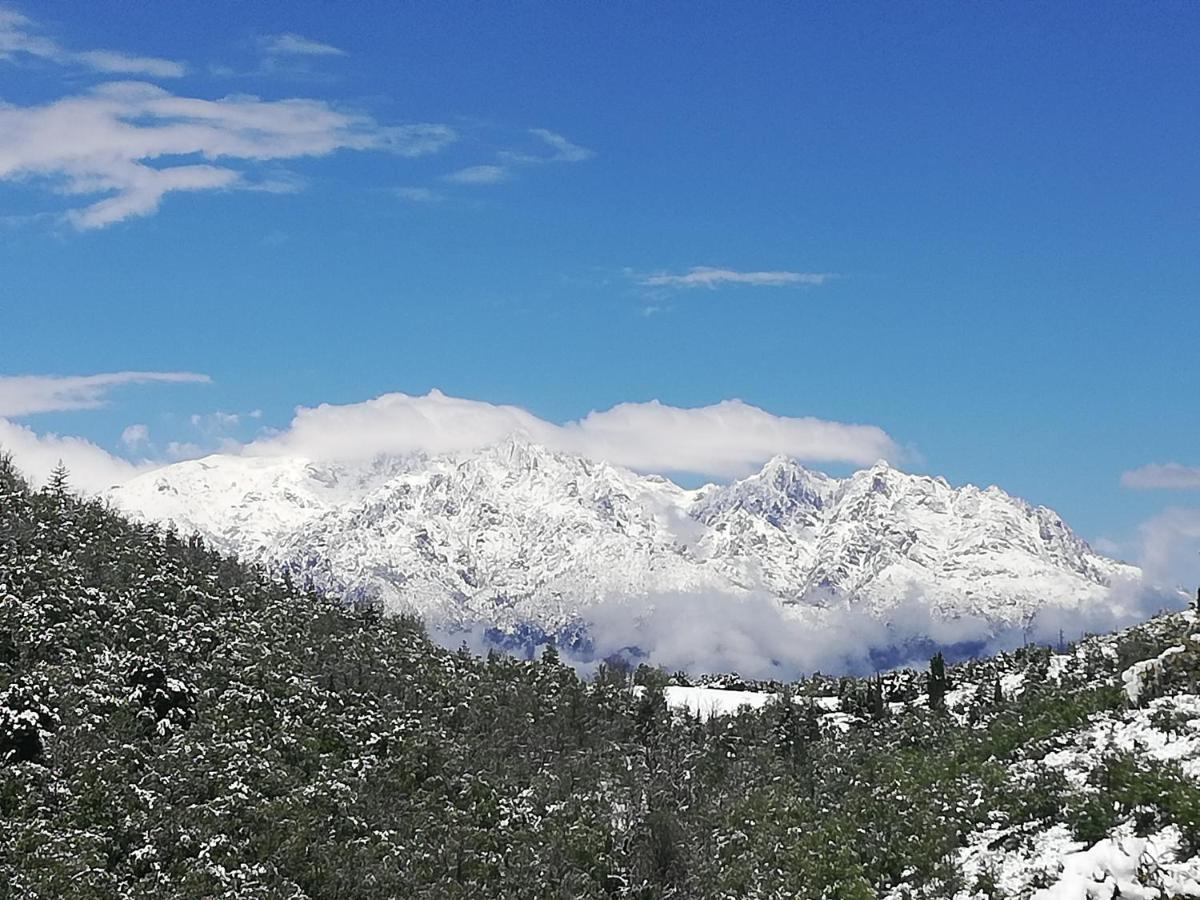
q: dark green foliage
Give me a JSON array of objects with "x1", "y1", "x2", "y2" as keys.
[
  {"x1": 928, "y1": 651, "x2": 949, "y2": 711},
  {"x1": 0, "y1": 455, "x2": 1197, "y2": 898},
  {"x1": 1067, "y1": 752, "x2": 1200, "y2": 855}
]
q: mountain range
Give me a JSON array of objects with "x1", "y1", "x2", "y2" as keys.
[{"x1": 108, "y1": 436, "x2": 1139, "y2": 653}]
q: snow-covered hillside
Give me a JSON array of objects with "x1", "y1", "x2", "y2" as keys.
[
  {"x1": 108, "y1": 437, "x2": 1140, "y2": 648},
  {"x1": 652, "y1": 609, "x2": 1200, "y2": 898}
]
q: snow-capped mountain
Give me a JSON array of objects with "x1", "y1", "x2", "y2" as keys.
[{"x1": 108, "y1": 436, "x2": 1139, "y2": 645}]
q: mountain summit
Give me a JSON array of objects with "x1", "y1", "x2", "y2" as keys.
[{"x1": 108, "y1": 442, "x2": 1138, "y2": 646}]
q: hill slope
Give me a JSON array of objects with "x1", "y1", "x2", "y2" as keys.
[{"x1": 4, "y1": 457, "x2": 1200, "y2": 898}]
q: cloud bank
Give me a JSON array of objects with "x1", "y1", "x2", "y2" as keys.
[
  {"x1": 1137, "y1": 507, "x2": 1200, "y2": 590},
  {"x1": 245, "y1": 389, "x2": 900, "y2": 475},
  {"x1": 0, "y1": 418, "x2": 145, "y2": 492},
  {"x1": 1122, "y1": 463, "x2": 1200, "y2": 491},
  {"x1": 441, "y1": 577, "x2": 1180, "y2": 680}
]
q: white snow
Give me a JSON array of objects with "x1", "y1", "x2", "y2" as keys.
[
  {"x1": 1122, "y1": 646, "x2": 1186, "y2": 704},
  {"x1": 952, "y1": 822, "x2": 1200, "y2": 900},
  {"x1": 1031, "y1": 825, "x2": 1200, "y2": 899},
  {"x1": 1039, "y1": 693, "x2": 1200, "y2": 784},
  {"x1": 661, "y1": 686, "x2": 777, "y2": 720},
  {"x1": 109, "y1": 439, "x2": 1140, "y2": 636}
]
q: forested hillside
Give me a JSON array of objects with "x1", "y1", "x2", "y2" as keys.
[{"x1": 2, "y1": 456, "x2": 1199, "y2": 899}]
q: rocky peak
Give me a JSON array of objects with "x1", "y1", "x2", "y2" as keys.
[{"x1": 109, "y1": 441, "x2": 1141, "y2": 638}]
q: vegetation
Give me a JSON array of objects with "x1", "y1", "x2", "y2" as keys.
[{"x1": 1, "y1": 456, "x2": 1197, "y2": 898}]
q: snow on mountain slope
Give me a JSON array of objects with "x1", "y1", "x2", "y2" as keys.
[{"x1": 109, "y1": 436, "x2": 1140, "y2": 641}]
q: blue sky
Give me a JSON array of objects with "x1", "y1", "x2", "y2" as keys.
[{"x1": 1, "y1": 2, "x2": 1197, "y2": 579}]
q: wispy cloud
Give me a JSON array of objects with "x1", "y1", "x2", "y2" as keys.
[
  {"x1": 394, "y1": 186, "x2": 443, "y2": 203},
  {"x1": 639, "y1": 267, "x2": 834, "y2": 289},
  {"x1": 261, "y1": 33, "x2": 345, "y2": 57},
  {"x1": 0, "y1": 80, "x2": 457, "y2": 228},
  {"x1": 438, "y1": 128, "x2": 594, "y2": 189},
  {"x1": 501, "y1": 128, "x2": 595, "y2": 165},
  {"x1": 531, "y1": 128, "x2": 594, "y2": 162},
  {"x1": 0, "y1": 372, "x2": 210, "y2": 417},
  {"x1": 0, "y1": 8, "x2": 185, "y2": 77},
  {"x1": 189, "y1": 409, "x2": 261, "y2": 437},
  {"x1": 73, "y1": 49, "x2": 185, "y2": 79},
  {"x1": 1122, "y1": 463, "x2": 1200, "y2": 491},
  {"x1": 444, "y1": 164, "x2": 509, "y2": 185}
]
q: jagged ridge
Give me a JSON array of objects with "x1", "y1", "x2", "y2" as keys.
[{"x1": 108, "y1": 437, "x2": 1138, "y2": 641}]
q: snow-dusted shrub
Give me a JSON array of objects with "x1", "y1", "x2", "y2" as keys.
[
  {"x1": 0, "y1": 679, "x2": 58, "y2": 764},
  {"x1": 127, "y1": 659, "x2": 196, "y2": 736}
]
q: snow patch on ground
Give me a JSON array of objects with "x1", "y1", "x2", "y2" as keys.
[
  {"x1": 1039, "y1": 694, "x2": 1200, "y2": 785},
  {"x1": 953, "y1": 822, "x2": 1200, "y2": 899},
  {"x1": 1123, "y1": 646, "x2": 1186, "y2": 704},
  {"x1": 662, "y1": 686, "x2": 776, "y2": 720}
]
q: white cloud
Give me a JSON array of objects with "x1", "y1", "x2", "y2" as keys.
[
  {"x1": 0, "y1": 80, "x2": 457, "y2": 228},
  {"x1": 0, "y1": 371, "x2": 210, "y2": 417},
  {"x1": 1122, "y1": 463, "x2": 1200, "y2": 491},
  {"x1": 0, "y1": 380, "x2": 898, "y2": 490},
  {"x1": 0, "y1": 417, "x2": 144, "y2": 492},
  {"x1": 501, "y1": 128, "x2": 594, "y2": 165},
  {"x1": 447, "y1": 578, "x2": 1175, "y2": 680},
  {"x1": 190, "y1": 411, "x2": 241, "y2": 430},
  {"x1": 394, "y1": 186, "x2": 442, "y2": 203},
  {"x1": 444, "y1": 164, "x2": 509, "y2": 185},
  {"x1": 166, "y1": 440, "x2": 204, "y2": 460},
  {"x1": 1137, "y1": 507, "x2": 1200, "y2": 590},
  {"x1": 441, "y1": 128, "x2": 592, "y2": 189},
  {"x1": 261, "y1": 33, "x2": 345, "y2": 57},
  {"x1": 246, "y1": 389, "x2": 899, "y2": 475},
  {"x1": 530, "y1": 128, "x2": 593, "y2": 163},
  {"x1": 120, "y1": 423, "x2": 150, "y2": 449},
  {"x1": 640, "y1": 267, "x2": 834, "y2": 289},
  {"x1": 73, "y1": 49, "x2": 186, "y2": 79},
  {"x1": 188, "y1": 410, "x2": 262, "y2": 441},
  {"x1": 0, "y1": 8, "x2": 185, "y2": 77}
]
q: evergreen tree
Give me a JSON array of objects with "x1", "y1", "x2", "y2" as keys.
[
  {"x1": 46, "y1": 460, "x2": 69, "y2": 498},
  {"x1": 928, "y1": 652, "x2": 949, "y2": 711}
]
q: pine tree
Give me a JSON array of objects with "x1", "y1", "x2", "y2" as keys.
[
  {"x1": 47, "y1": 460, "x2": 69, "y2": 498},
  {"x1": 928, "y1": 652, "x2": 949, "y2": 711},
  {"x1": 868, "y1": 674, "x2": 887, "y2": 720}
]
